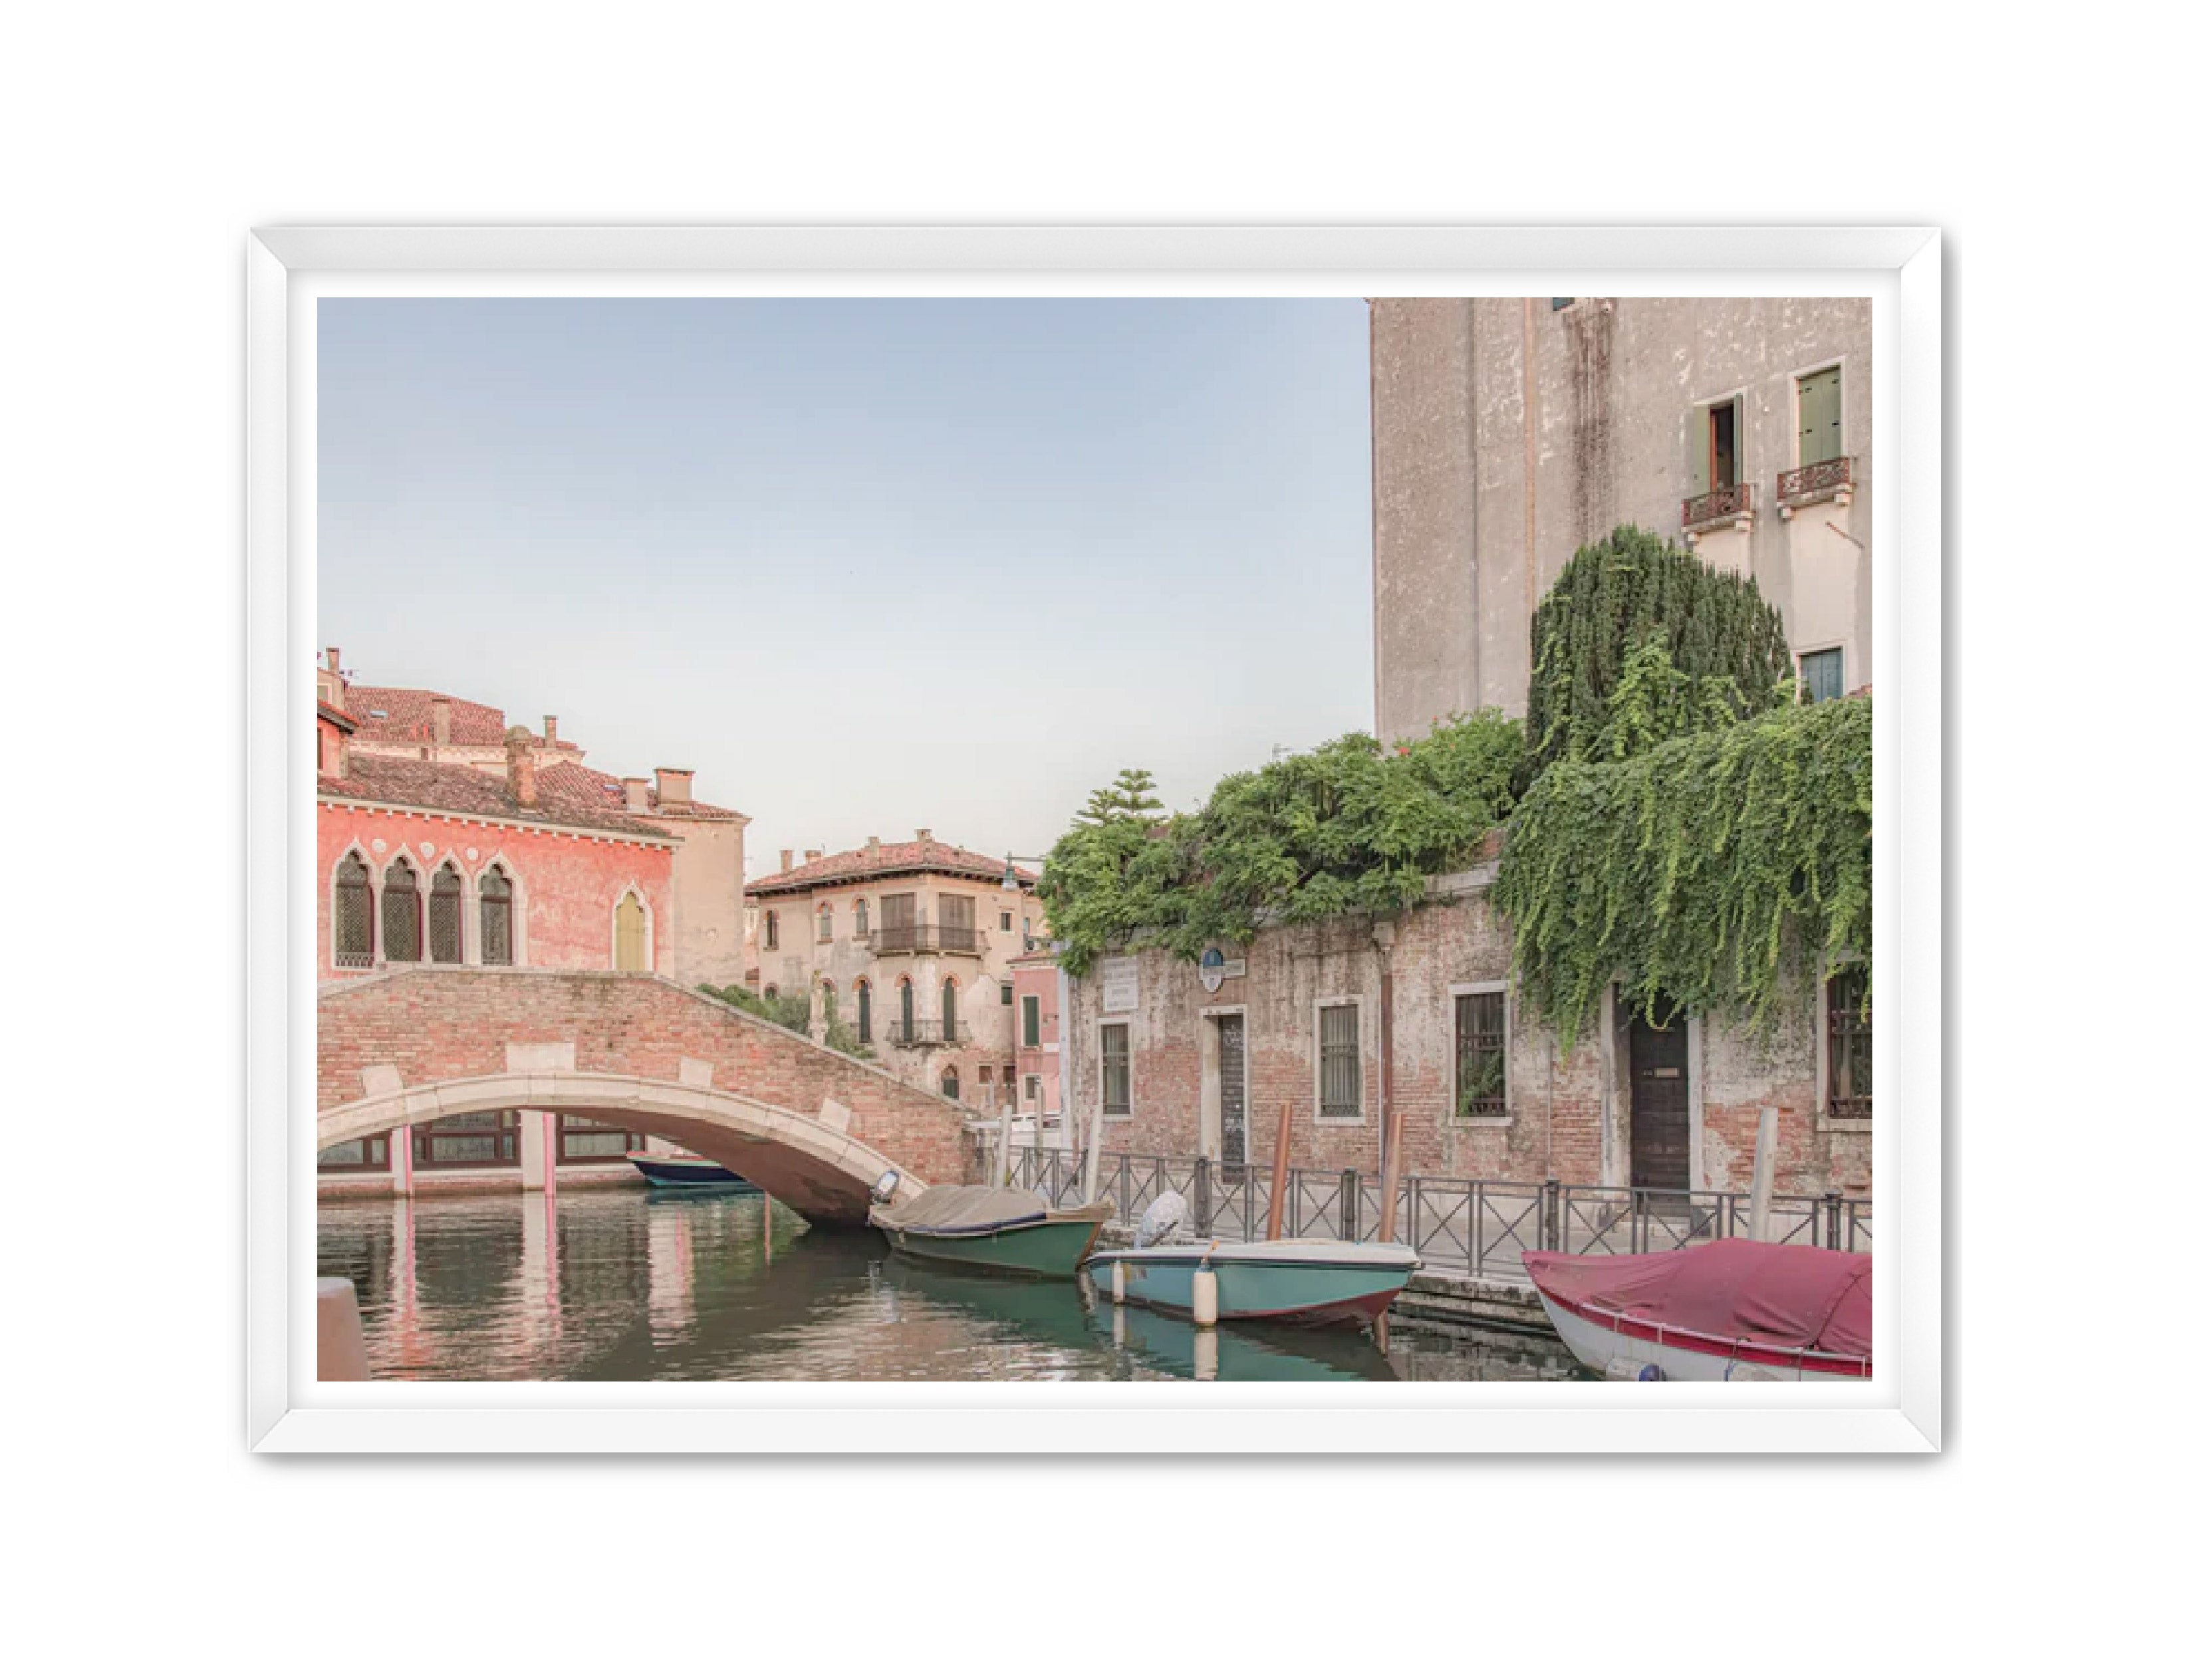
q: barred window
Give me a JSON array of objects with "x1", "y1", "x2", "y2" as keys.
[
  {"x1": 334, "y1": 852, "x2": 373, "y2": 968},
  {"x1": 1454, "y1": 991, "x2": 1507, "y2": 1116},
  {"x1": 1827, "y1": 967, "x2": 1872, "y2": 1118},
  {"x1": 1319, "y1": 1003, "x2": 1362, "y2": 1117},
  {"x1": 413, "y1": 1110, "x2": 519, "y2": 1169},
  {"x1": 381, "y1": 858, "x2": 422, "y2": 964},
  {"x1": 1100, "y1": 1022, "x2": 1131, "y2": 1116},
  {"x1": 428, "y1": 862, "x2": 463, "y2": 963},
  {"x1": 479, "y1": 866, "x2": 513, "y2": 965},
  {"x1": 556, "y1": 1116, "x2": 643, "y2": 1162}
]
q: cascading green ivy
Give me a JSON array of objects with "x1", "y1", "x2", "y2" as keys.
[
  {"x1": 1492, "y1": 693, "x2": 1872, "y2": 1044},
  {"x1": 1522, "y1": 524, "x2": 1791, "y2": 785},
  {"x1": 1039, "y1": 524, "x2": 1867, "y2": 1039}
]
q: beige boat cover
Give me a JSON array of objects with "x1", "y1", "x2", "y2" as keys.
[{"x1": 870, "y1": 1184, "x2": 1051, "y2": 1236}]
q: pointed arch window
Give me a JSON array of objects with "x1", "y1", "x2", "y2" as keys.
[
  {"x1": 853, "y1": 899, "x2": 869, "y2": 938},
  {"x1": 898, "y1": 977, "x2": 915, "y2": 1044},
  {"x1": 940, "y1": 1065, "x2": 960, "y2": 1102},
  {"x1": 941, "y1": 977, "x2": 959, "y2": 1042},
  {"x1": 381, "y1": 858, "x2": 422, "y2": 963},
  {"x1": 334, "y1": 852, "x2": 373, "y2": 969},
  {"x1": 817, "y1": 902, "x2": 833, "y2": 942},
  {"x1": 429, "y1": 862, "x2": 463, "y2": 963},
  {"x1": 479, "y1": 866, "x2": 514, "y2": 965},
  {"x1": 856, "y1": 979, "x2": 872, "y2": 1045},
  {"x1": 614, "y1": 892, "x2": 648, "y2": 971}
]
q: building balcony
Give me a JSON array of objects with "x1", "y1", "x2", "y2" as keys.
[
  {"x1": 1776, "y1": 455, "x2": 1856, "y2": 517},
  {"x1": 887, "y1": 1018, "x2": 969, "y2": 1047},
  {"x1": 1680, "y1": 481, "x2": 1753, "y2": 535},
  {"x1": 868, "y1": 921, "x2": 981, "y2": 957}
]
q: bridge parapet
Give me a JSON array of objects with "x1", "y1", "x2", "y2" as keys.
[{"x1": 317, "y1": 969, "x2": 977, "y2": 1221}]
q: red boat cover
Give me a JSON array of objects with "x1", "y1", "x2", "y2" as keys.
[{"x1": 1523, "y1": 1240, "x2": 1871, "y2": 1358}]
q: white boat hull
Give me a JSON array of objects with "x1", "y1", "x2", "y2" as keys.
[{"x1": 1540, "y1": 1296, "x2": 1865, "y2": 1382}]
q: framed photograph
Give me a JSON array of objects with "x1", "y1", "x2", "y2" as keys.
[{"x1": 247, "y1": 227, "x2": 1942, "y2": 1452}]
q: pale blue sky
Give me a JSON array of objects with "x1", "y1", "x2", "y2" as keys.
[{"x1": 318, "y1": 298, "x2": 1373, "y2": 873}]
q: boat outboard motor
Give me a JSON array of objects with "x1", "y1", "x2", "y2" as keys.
[
  {"x1": 870, "y1": 1169, "x2": 902, "y2": 1206},
  {"x1": 1136, "y1": 1190, "x2": 1189, "y2": 1249}
]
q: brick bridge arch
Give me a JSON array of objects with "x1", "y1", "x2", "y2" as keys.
[{"x1": 318, "y1": 969, "x2": 976, "y2": 1225}]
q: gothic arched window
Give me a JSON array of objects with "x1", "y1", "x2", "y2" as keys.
[
  {"x1": 479, "y1": 866, "x2": 514, "y2": 965},
  {"x1": 429, "y1": 862, "x2": 463, "y2": 963},
  {"x1": 614, "y1": 891, "x2": 647, "y2": 971},
  {"x1": 334, "y1": 852, "x2": 373, "y2": 969},
  {"x1": 382, "y1": 858, "x2": 422, "y2": 963}
]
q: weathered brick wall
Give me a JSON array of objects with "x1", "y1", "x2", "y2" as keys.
[
  {"x1": 1067, "y1": 882, "x2": 1870, "y2": 1197},
  {"x1": 318, "y1": 969, "x2": 975, "y2": 1186}
]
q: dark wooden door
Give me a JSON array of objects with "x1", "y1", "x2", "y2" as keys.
[
  {"x1": 1218, "y1": 1015, "x2": 1247, "y2": 1183},
  {"x1": 1629, "y1": 1009, "x2": 1690, "y2": 1191}
]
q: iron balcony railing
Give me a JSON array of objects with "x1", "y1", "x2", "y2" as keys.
[
  {"x1": 971, "y1": 1144, "x2": 1872, "y2": 1282},
  {"x1": 1680, "y1": 480, "x2": 1753, "y2": 528},
  {"x1": 869, "y1": 921, "x2": 980, "y2": 957},
  {"x1": 887, "y1": 1017, "x2": 969, "y2": 1046},
  {"x1": 1777, "y1": 455, "x2": 1855, "y2": 507}
]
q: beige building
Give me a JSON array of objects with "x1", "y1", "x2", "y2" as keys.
[
  {"x1": 1370, "y1": 297, "x2": 1871, "y2": 742},
  {"x1": 745, "y1": 833, "x2": 1047, "y2": 1111}
]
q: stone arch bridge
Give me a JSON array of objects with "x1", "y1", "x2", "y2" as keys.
[{"x1": 318, "y1": 969, "x2": 977, "y2": 1225}]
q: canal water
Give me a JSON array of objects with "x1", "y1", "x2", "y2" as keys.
[{"x1": 317, "y1": 1187, "x2": 1585, "y2": 1382}]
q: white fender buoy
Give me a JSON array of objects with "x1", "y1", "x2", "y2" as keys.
[{"x1": 1192, "y1": 1264, "x2": 1220, "y2": 1328}]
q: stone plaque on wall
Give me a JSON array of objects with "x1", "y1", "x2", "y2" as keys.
[{"x1": 1100, "y1": 955, "x2": 1139, "y2": 1014}]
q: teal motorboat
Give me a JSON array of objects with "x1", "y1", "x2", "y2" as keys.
[
  {"x1": 1083, "y1": 1238, "x2": 1422, "y2": 1330},
  {"x1": 868, "y1": 1183, "x2": 1114, "y2": 1278}
]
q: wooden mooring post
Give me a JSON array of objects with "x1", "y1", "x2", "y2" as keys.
[{"x1": 1265, "y1": 1101, "x2": 1295, "y2": 1241}]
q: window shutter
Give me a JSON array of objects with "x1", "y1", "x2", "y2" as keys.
[
  {"x1": 1686, "y1": 405, "x2": 1710, "y2": 493},
  {"x1": 1730, "y1": 391, "x2": 1746, "y2": 487},
  {"x1": 1799, "y1": 367, "x2": 1843, "y2": 467}
]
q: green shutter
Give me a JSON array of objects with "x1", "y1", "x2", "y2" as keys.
[
  {"x1": 1686, "y1": 404, "x2": 1710, "y2": 493},
  {"x1": 1730, "y1": 392, "x2": 1746, "y2": 488},
  {"x1": 1799, "y1": 368, "x2": 1842, "y2": 467}
]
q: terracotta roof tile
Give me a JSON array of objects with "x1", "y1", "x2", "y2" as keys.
[
  {"x1": 747, "y1": 838, "x2": 1027, "y2": 896},
  {"x1": 535, "y1": 762, "x2": 744, "y2": 822},
  {"x1": 318, "y1": 754, "x2": 673, "y2": 839},
  {"x1": 343, "y1": 685, "x2": 518, "y2": 749}
]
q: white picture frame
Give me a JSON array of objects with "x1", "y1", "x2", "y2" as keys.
[{"x1": 248, "y1": 226, "x2": 1943, "y2": 1453}]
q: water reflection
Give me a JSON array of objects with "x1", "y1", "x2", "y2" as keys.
[{"x1": 315, "y1": 1188, "x2": 1583, "y2": 1383}]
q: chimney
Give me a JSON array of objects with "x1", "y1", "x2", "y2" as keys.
[
  {"x1": 779, "y1": 849, "x2": 794, "y2": 873},
  {"x1": 321, "y1": 648, "x2": 346, "y2": 713},
  {"x1": 432, "y1": 697, "x2": 452, "y2": 749},
  {"x1": 543, "y1": 715, "x2": 559, "y2": 747},
  {"x1": 804, "y1": 848, "x2": 823, "y2": 865},
  {"x1": 915, "y1": 827, "x2": 933, "y2": 843},
  {"x1": 622, "y1": 776, "x2": 650, "y2": 814},
  {"x1": 505, "y1": 727, "x2": 538, "y2": 808},
  {"x1": 655, "y1": 768, "x2": 694, "y2": 814}
]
